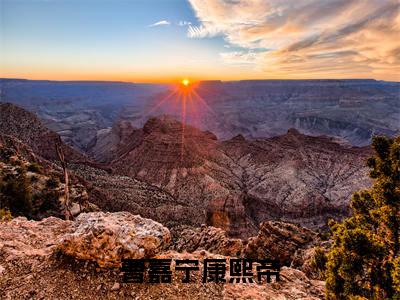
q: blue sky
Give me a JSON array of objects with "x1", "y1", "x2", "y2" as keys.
[
  {"x1": 1, "y1": 0, "x2": 399, "y2": 82},
  {"x1": 1, "y1": 0, "x2": 236, "y2": 82}
]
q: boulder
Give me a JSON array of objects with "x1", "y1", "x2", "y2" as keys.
[{"x1": 59, "y1": 212, "x2": 171, "y2": 267}]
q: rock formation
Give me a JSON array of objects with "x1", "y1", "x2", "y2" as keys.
[
  {"x1": 220, "y1": 128, "x2": 372, "y2": 231},
  {"x1": 0, "y1": 134, "x2": 97, "y2": 220},
  {"x1": 0, "y1": 215, "x2": 325, "y2": 300},
  {"x1": 0, "y1": 103, "x2": 87, "y2": 162},
  {"x1": 0, "y1": 216, "x2": 73, "y2": 261},
  {"x1": 87, "y1": 120, "x2": 138, "y2": 163},
  {"x1": 0, "y1": 103, "x2": 373, "y2": 238},
  {"x1": 59, "y1": 212, "x2": 171, "y2": 267},
  {"x1": 174, "y1": 225, "x2": 243, "y2": 256},
  {"x1": 244, "y1": 221, "x2": 319, "y2": 266},
  {"x1": 97, "y1": 116, "x2": 371, "y2": 237},
  {"x1": 107, "y1": 116, "x2": 253, "y2": 237},
  {"x1": 69, "y1": 164, "x2": 196, "y2": 232}
]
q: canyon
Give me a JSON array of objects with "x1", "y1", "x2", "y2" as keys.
[
  {"x1": 1, "y1": 103, "x2": 372, "y2": 238},
  {"x1": 0, "y1": 78, "x2": 398, "y2": 299},
  {"x1": 2, "y1": 79, "x2": 399, "y2": 151}
]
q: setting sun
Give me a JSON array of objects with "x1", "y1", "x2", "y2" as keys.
[{"x1": 182, "y1": 79, "x2": 190, "y2": 86}]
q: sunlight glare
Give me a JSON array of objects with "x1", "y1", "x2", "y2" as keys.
[{"x1": 182, "y1": 78, "x2": 190, "y2": 86}]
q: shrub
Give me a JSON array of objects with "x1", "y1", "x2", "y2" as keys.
[
  {"x1": 0, "y1": 208, "x2": 12, "y2": 221},
  {"x1": 310, "y1": 247, "x2": 327, "y2": 278},
  {"x1": 0, "y1": 170, "x2": 33, "y2": 217},
  {"x1": 40, "y1": 190, "x2": 60, "y2": 213}
]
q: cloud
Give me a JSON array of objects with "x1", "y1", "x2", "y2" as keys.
[
  {"x1": 187, "y1": 24, "x2": 220, "y2": 38},
  {"x1": 220, "y1": 50, "x2": 265, "y2": 65},
  {"x1": 187, "y1": 0, "x2": 400, "y2": 80},
  {"x1": 149, "y1": 20, "x2": 171, "y2": 27},
  {"x1": 178, "y1": 21, "x2": 192, "y2": 26}
]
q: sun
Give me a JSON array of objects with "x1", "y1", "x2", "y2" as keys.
[{"x1": 182, "y1": 78, "x2": 190, "y2": 86}]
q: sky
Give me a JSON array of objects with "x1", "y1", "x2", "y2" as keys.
[{"x1": 1, "y1": 0, "x2": 399, "y2": 82}]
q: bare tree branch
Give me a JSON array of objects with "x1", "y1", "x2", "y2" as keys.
[{"x1": 55, "y1": 136, "x2": 72, "y2": 220}]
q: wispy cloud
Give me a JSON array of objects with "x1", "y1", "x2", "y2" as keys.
[
  {"x1": 187, "y1": 24, "x2": 220, "y2": 38},
  {"x1": 149, "y1": 20, "x2": 171, "y2": 27},
  {"x1": 178, "y1": 21, "x2": 192, "y2": 26},
  {"x1": 188, "y1": 0, "x2": 400, "y2": 79},
  {"x1": 220, "y1": 50, "x2": 265, "y2": 65}
]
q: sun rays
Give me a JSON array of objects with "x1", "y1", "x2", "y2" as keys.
[{"x1": 143, "y1": 79, "x2": 215, "y2": 162}]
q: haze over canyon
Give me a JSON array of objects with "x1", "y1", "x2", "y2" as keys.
[{"x1": 0, "y1": 78, "x2": 399, "y2": 299}]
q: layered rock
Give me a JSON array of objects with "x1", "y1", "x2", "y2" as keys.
[
  {"x1": 220, "y1": 128, "x2": 372, "y2": 230},
  {"x1": 244, "y1": 221, "x2": 319, "y2": 266},
  {"x1": 104, "y1": 117, "x2": 371, "y2": 237},
  {"x1": 69, "y1": 164, "x2": 196, "y2": 231},
  {"x1": 108, "y1": 116, "x2": 252, "y2": 237},
  {"x1": 0, "y1": 103, "x2": 373, "y2": 240},
  {"x1": 174, "y1": 225, "x2": 243, "y2": 256},
  {"x1": 59, "y1": 212, "x2": 171, "y2": 267},
  {"x1": 87, "y1": 120, "x2": 138, "y2": 163},
  {"x1": 0, "y1": 103, "x2": 87, "y2": 162},
  {"x1": 223, "y1": 266, "x2": 324, "y2": 300}
]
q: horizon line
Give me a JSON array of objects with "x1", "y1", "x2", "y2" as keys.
[{"x1": 1, "y1": 77, "x2": 399, "y2": 85}]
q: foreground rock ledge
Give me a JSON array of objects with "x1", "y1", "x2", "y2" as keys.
[
  {"x1": 0, "y1": 215, "x2": 324, "y2": 299},
  {"x1": 59, "y1": 212, "x2": 171, "y2": 267}
]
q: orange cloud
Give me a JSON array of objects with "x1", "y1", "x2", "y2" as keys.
[{"x1": 188, "y1": 0, "x2": 400, "y2": 80}]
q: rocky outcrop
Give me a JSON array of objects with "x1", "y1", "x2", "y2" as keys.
[
  {"x1": 59, "y1": 212, "x2": 171, "y2": 267},
  {"x1": 206, "y1": 195, "x2": 258, "y2": 238},
  {"x1": 0, "y1": 215, "x2": 325, "y2": 300},
  {"x1": 0, "y1": 134, "x2": 97, "y2": 220},
  {"x1": 174, "y1": 225, "x2": 243, "y2": 256},
  {"x1": 174, "y1": 220, "x2": 326, "y2": 272},
  {"x1": 0, "y1": 216, "x2": 73, "y2": 261},
  {"x1": 244, "y1": 221, "x2": 319, "y2": 266},
  {"x1": 0, "y1": 103, "x2": 87, "y2": 162},
  {"x1": 69, "y1": 164, "x2": 197, "y2": 231}
]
